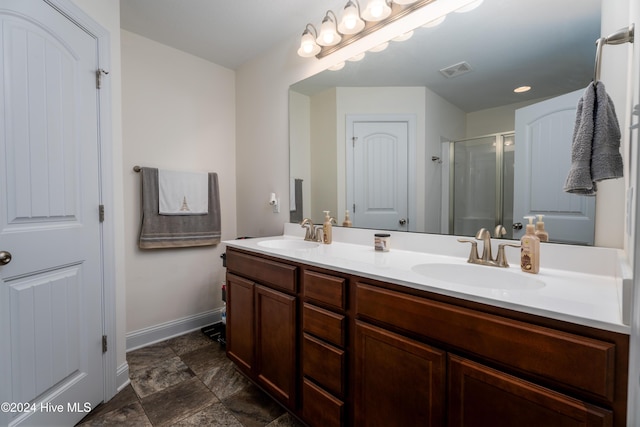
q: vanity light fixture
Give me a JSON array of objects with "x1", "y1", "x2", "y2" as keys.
[
  {"x1": 455, "y1": 0, "x2": 483, "y2": 13},
  {"x1": 392, "y1": 30, "x2": 414, "y2": 41},
  {"x1": 317, "y1": 11, "x2": 342, "y2": 46},
  {"x1": 297, "y1": 0, "x2": 484, "y2": 59},
  {"x1": 422, "y1": 15, "x2": 446, "y2": 28},
  {"x1": 329, "y1": 62, "x2": 346, "y2": 70},
  {"x1": 348, "y1": 51, "x2": 367, "y2": 61},
  {"x1": 369, "y1": 41, "x2": 389, "y2": 52},
  {"x1": 514, "y1": 85, "x2": 531, "y2": 93},
  {"x1": 361, "y1": 0, "x2": 392, "y2": 22},
  {"x1": 338, "y1": 0, "x2": 366, "y2": 34},
  {"x1": 297, "y1": 24, "x2": 321, "y2": 57}
]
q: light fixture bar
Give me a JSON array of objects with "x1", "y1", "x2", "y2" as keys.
[{"x1": 316, "y1": 0, "x2": 436, "y2": 58}]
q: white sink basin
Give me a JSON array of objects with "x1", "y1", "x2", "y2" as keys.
[
  {"x1": 257, "y1": 239, "x2": 320, "y2": 250},
  {"x1": 411, "y1": 263, "x2": 545, "y2": 290}
]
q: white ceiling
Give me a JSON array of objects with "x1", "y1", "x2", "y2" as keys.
[
  {"x1": 120, "y1": 0, "x2": 602, "y2": 112},
  {"x1": 120, "y1": 0, "x2": 347, "y2": 70}
]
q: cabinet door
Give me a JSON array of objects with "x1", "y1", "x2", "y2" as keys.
[
  {"x1": 255, "y1": 284, "x2": 297, "y2": 409},
  {"x1": 354, "y1": 321, "x2": 446, "y2": 427},
  {"x1": 448, "y1": 354, "x2": 612, "y2": 427},
  {"x1": 226, "y1": 273, "x2": 255, "y2": 374}
]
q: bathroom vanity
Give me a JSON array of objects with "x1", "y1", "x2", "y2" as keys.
[{"x1": 223, "y1": 231, "x2": 629, "y2": 427}]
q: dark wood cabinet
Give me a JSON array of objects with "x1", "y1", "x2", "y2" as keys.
[
  {"x1": 226, "y1": 273, "x2": 254, "y2": 374},
  {"x1": 301, "y1": 269, "x2": 348, "y2": 427},
  {"x1": 225, "y1": 247, "x2": 629, "y2": 427},
  {"x1": 225, "y1": 250, "x2": 298, "y2": 410},
  {"x1": 255, "y1": 284, "x2": 296, "y2": 408},
  {"x1": 448, "y1": 355, "x2": 613, "y2": 427},
  {"x1": 353, "y1": 321, "x2": 447, "y2": 427}
]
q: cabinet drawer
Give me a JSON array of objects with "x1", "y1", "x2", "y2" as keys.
[
  {"x1": 226, "y1": 249, "x2": 297, "y2": 293},
  {"x1": 448, "y1": 354, "x2": 612, "y2": 427},
  {"x1": 303, "y1": 303, "x2": 345, "y2": 347},
  {"x1": 356, "y1": 282, "x2": 616, "y2": 401},
  {"x1": 303, "y1": 333, "x2": 345, "y2": 397},
  {"x1": 303, "y1": 270, "x2": 345, "y2": 310},
  {"x1": 302, "y1": 378, "x2": 344, "y2": 427}
]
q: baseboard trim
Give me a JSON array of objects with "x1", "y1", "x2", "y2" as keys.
[
  {"x1": 126, "y1": 309, "x2": 221, "y2": 352},
  {"x1": 116, "y1": 362, "x2": 130, "y2": 392}
]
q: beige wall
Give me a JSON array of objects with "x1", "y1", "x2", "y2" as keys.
[{"x1": 121, "y1": 30, "x2": 237, "y2": 335}]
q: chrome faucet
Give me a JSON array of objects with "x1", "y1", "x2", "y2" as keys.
[
  {"x1": 300, "y1": 219, "x2": 324, "y2": 242},
  {"x1": 458, "y1": 227, "x2": 520, "y2": 268}
]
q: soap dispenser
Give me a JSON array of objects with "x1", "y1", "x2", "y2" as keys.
[
  {"x1": 520, "y1": 216, "x2": 540, "y2": 274},
  {"x1": 323, "y1": 211, "x2": 336, "y2": 244},
  {"x1": 535, "y1": 214, "x2": 549, "y2": 242},
  {"x1": 342, "y1": 210, "x2": 352, "y2": 227}
]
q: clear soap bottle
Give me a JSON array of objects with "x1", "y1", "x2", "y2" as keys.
[
  {"x1": 535, "y1": 214, "x2": 549, "y2": 242},
  {"x1": 323, "y1": 211, "x2": 336, "y2": 244},
  {"x1": 520, "y1": 216, "x2": 540, "y2": 274}
]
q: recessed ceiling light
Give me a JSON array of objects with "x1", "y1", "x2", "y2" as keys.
[{"x1": 514, "y1": 85, "x2": 531, "y2": 93}]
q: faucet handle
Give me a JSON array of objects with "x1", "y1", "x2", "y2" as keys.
[
  {"x1": 458, "y1": 238, "x2": 479, "y2": 263},
  {"x1": 496, "y1": 243, "x2": 521, "y2": 267}
]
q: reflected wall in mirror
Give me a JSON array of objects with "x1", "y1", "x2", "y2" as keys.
[{"x1": 289, "y1": 0, "x2": 610, "y2": 245}]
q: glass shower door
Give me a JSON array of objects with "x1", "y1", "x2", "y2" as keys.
[{"x1": 450, "y1": 133, "x2": 514, "y2": 238}]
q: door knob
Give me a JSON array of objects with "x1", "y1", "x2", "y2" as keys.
[
  {"x1": 512, "y1": 222, "x2": 523, "y2": 231},
  {"x1": 399, "y1": 218, "x2": 407, "y2": 225},
  {"x1": 0, "y1": 251, "x2": 11, "y2": 265}
]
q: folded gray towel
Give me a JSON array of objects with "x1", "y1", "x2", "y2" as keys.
[
  {"x1": 138, "y1": 167, "x2": 221, "y2": 249},
  {"x1": 564, "y1": 81, "x2": 623, "y2": 195}
]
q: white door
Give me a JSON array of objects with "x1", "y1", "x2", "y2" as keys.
[
  {"x1": 348, "y1": 121, "x2": 409, "y2": 231},
  {"x1": 0, "y1": 1, "x2": 104, "y2": 426},
  {"x1": 514, "y1": 89, "x2": 596, "y2": 245}
]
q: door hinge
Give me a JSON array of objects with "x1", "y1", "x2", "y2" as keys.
[
  {"x1": 99, "y1": 204, "x2": 105, "y2": 222},
  {"x1": 353, "y1": 204, "x2": 356, "y2": 213},
  {"x1": 352, "y1": 136, "x2": 357, "y2": 147},
  {"x1": 102, "y1": 335, "x2": 107, "y2": 353},
  {"x1": 96, "y1": 69, "x2": 109, "y2": 89}
]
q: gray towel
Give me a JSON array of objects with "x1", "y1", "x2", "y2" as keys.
[
  {"x1": 139, "y1": 167, "x2": 221, "y2": 249},
  {"x1": 564, "y1": 82, "x2": 623, "y2": 195},
  {"x1": 289, "y1": 178, "x2": 303, "y2": 223}
]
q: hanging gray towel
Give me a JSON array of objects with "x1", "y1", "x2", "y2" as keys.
[
  {"x1": 591, "y1": 81, "x2": 623, "y2": 182},
  {"x1": 564, "y1": 81, "x2": 623, "y2": 195},
  {"x1": 138, "y1": 167, "x2": 221, "y2": 249},
  {"x1": 289, "y1": 178, "x2": 303, "y2": 223}
]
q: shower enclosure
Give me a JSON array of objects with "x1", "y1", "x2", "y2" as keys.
[{"x1": 449, "y1": 132, "x2": 515, "y2": 239}]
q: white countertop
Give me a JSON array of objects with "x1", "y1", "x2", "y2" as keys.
[{"x1": 224, "y1": 226, "x2": 630, "y2": 334}]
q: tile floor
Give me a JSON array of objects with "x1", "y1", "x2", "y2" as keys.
[{"x1": 77, "y1": 330, "x2": 305, "y2": 426}]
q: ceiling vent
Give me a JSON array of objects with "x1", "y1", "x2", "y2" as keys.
[{"x1": 439, "y1": 61, "x2": 472, "y2": 78}]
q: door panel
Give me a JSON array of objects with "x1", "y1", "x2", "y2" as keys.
[
  {"x1": 351, "y1": 121, "x2": 409, "y2": 231},
  {"x1": 514, "y1": 89, "x2": 595, "y2": 244},
  {"x1": 0, "y1": 1, "x2": 103, "y2": 425}
]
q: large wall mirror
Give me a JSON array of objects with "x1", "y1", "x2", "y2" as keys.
[{"x1": 289, "y1": 0, "x2": 609, "y2": 246}]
